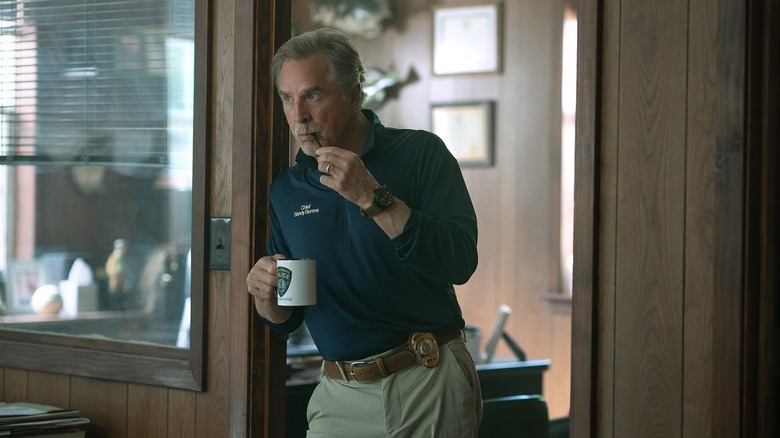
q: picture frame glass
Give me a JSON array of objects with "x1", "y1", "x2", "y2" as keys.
[
  {"x1": 6, "y1": 261, "x2": 47, "y2": 315},
  {"x1": 431, "y1": 102, "x2": 494, "y2": 166},
  {"x1": 433, "y1": 4, "x2": 500, "y2": 75}
]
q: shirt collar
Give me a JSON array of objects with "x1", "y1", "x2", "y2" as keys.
[{"x1": 359, "y1": 109, "x2": 380, "y2": 157}]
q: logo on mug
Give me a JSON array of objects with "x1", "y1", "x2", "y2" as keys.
[{"x1": 277, "y1": 267, "x2": 292, "y2": 297}]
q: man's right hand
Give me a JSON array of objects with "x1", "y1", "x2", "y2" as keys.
[{"x1": 246, "y1": 254, "x2": 292, "y2": 323}]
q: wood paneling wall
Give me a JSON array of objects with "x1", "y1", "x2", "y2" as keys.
[{"x1": 571, "y1": 0, "x2": 778, "y2": 436}]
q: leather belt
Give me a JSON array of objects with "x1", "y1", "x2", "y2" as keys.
[{"x1": 322, "y1": 329, "x2": 463, "y2": 383}]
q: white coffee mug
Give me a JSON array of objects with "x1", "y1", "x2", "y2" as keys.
[{"x1": 276, "y1": 258, "x2": 317, "y2": 306}]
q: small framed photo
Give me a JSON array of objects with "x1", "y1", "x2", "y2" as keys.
[
  {"x1": 7, "y1": 260, "x2": 47, "y2": 314},
  {"x1": 432, "y1": 3, "x2": 501, "y2": 76},
  {"x1": 431, "y1": 101, "x2": 494, "y2": 166}
]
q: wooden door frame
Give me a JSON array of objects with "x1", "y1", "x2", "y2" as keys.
[
  {"x1": 744, "y1": 0, "x2": 779, "y2": 436},
  {"x1": 234, "y1": 0, "x2": 292, "y2": 436},
  {"x1": 569, "y1": 0, "x2": 600, "y2": 435}
]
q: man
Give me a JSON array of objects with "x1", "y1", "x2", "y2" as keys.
[{"x1": 246, "y1": 28, "x2": 482, "y2": 437}]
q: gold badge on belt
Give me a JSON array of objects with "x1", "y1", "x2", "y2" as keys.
[{"x1": 408, "y1": 332, "x2": 440, "y2": 368}]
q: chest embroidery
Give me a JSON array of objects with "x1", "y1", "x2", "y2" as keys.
[{"x1": 293, "y1": 203, "x2": 320, "y2": 218}]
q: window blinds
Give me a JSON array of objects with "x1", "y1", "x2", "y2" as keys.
[{"x1": 0, "y1": 0, "x2": 194, "y2": 167}]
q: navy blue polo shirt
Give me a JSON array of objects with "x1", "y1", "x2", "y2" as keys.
[{"x1": 263, "y1": 110, "x2": 478, "y2": 361}]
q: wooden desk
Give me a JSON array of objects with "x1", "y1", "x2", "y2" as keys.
[{"x1": 476, "y1": 359, "x2": 550, "y2": 399}]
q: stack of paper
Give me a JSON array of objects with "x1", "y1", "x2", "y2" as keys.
[{"x1": 0, "y1": 402, "x2": 88, "y2": 437}]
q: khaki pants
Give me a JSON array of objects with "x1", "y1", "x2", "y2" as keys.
[{"x1": 306, "y1": 338, "x2": 483, "y2": 438}]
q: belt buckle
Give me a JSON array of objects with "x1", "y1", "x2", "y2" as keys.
[
  {"x1": 347, "y1": 359, "x2": 373, "y2": 381},
  {"x1": 408, "y1": 332, "x2": 440, "y2": 368}
]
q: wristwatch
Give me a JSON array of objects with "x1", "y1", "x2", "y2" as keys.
[{"x1": 360, "y1": 186, "x2": 395, "y2": 218}]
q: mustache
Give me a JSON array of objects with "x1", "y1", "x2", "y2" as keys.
[{"x1": 294, "y1": 124, "x2": 320, "y2": 136}]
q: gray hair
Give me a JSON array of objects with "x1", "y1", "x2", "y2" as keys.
[{"x1": 271, "y1": 28, "x2": 366, "y2": 105}]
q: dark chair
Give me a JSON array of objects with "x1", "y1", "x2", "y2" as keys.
[
  {"x1": 478, "y1": 394, "x2": 549, "y2": 438},
  {"x1": 549, "y1": 416, "x2": 569, "y2": 438}
]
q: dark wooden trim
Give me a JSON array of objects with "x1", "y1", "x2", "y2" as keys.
[
  {"x1": 744, "y1": 1, "x2": 779, "y2": 436},
  {"x1": 242, "y1": 0, "x2": 292, "y2": 437},
  {"x1": 233, "y1": 0, "x2": 260, "y2": 434},
  {"x1": 570, "y1": 0, "x2": 601, "y2": 436},
  {"x1": 262, "y1": 0, "x2": 293, "y2": 432},
  {"x1": 189, "y1": 0, "x2": 211, "y2": 394}
]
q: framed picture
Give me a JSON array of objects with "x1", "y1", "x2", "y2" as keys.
[
  {"x1": 431, "y1": 101, "x2": 494, "y2": 166},
  {"x1": 7, "y1": 260, "x2": 47, "y2": 314},
  {"x1": 432, "y1": 3, "x2": 501, "y2": 75}
]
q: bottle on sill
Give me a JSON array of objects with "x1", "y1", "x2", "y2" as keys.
[{"x1": 105, "y1": 238, "x2": 129, "y2": 309}]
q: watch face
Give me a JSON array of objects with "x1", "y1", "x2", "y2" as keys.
[{"x1": 375, "y1": 187, "x2": 394, "y2": 209}]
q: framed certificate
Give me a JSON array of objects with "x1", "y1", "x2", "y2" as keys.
[
  {"x1": 431, "y1": 101, "x2": 495, "y2": 166},
  {"x1": 432, "y1": 3, "x2": 501, "y2": 75}
]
